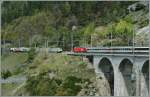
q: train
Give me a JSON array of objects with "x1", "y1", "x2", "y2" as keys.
[
  {"x1": 10, "y1": 47, "x2": 30, "y2": 52},
  {"x1": 72, "y1": 46, "x2": 149, "y2": 53},
  {"x1": 9, "y1": 47, "x2": 63, "y2": 53},
  {"x1": 73, "y1": 47, "x2": 87, "y2": 53},
  {"x1": 9, "y1": 46, "x2": 148, "y2": 53},
  {"x1": 48, "y1": 48, "x2": 62, "y2": 53}
]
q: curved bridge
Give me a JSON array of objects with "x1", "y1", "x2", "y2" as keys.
[{"x1": 68, "y1": 47, "x2": 149, "y2": 96}]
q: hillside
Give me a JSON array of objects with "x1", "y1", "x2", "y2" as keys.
[
  {"x1": 9, "y1": 52, "x2": 98, "y2": 96},
  {"x1": 1, "y1": 53, "x2": 28, "y2": 72},
  {"x1": 2, "y1": 1, "x2": 143, "y2": 50}
]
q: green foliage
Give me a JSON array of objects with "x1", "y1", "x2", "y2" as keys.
[
  {"x1": 12, "y1": 67, "x2": 23, "y2": 75},
  {"x1": 27, "y1": 48, "x2": 36, "y2": 62},
  {"x1": 36, "y1": 79, "x2": 58, "y2": 96},
  {"x1": 103, "y1": 39, "x2": 128, "y2": 46},
  {"x1": 25, "y1": 74, "x2": 59, "y2": 96},
  {"x1": 106, "y1": 22, "x2": 116, "y2": 37},
  {"x1": 56, "y1": 76, "x2": 82, "y2": 96},
  {"x1": 2, "y1": 83, "x2": 20, "y2": 96},
  {"x1": 1, "y1": 70, "x2": 12, "y2": 79},
  {"x1": 3, "y1": 1, "x2": 147, "y2": 48},
  {"x1": 2, "y1": 1, "x2": 134, "y2": 26},
  {"x1": 100, "y1": 2, "x2": 129, "y2": 25},
  {"x1": 56, "y1": 76, "x2": 90, "y2": 96},
  {"x1": 2, "y1": 1, "x2": 137, "y2": 49},
  {"x1": 115, "y1": 19, "x2": 133, "y2": 40},
  {"x1": 63, "y1": 2, "x2": 71, "y2": 15},
  {"x1": 25, "y1": 53, "x2": 96, "y2": 96},
  {"x1": 83, "y1": 22, "x2": 95, "y2": 45},
  {"x1": 25, "y1": 73, "x2": 83, "y2": 96},
  {"x1": 124, "y1": 15, "x2": 134, "y2": 23},
  {"x1": 84, "y1": 22, "x2": 95, "y2": 36},
  {"x1": 62, "y1": 76, "x2": 82, "y2": 88},
  {"x1": 1, "y1": 53, "x2": 28, "y2": 73},
  {"x1": 100, "y1": 18, "x2": 134, "y2": 46}
]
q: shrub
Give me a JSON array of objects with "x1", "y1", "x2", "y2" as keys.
[
  {"x1": 27, "y1": 48, "x2": 36, "y2": 62},
  {"x1": 25, "y1": 73, "x2": 60, "y2": 96},
  {"x1": 1, "y1": 70, "x2": 12, "y2": 79},
  {"x1": 61, "y1": 76, "x2": 82, "y2": 96},
  {"x1": 13, "y1": 68, "x2": 23, "y2": 75}
]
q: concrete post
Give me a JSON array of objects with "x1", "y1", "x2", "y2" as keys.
[
  {"x1": 136, "y1": 67, "x2": 140, "y2": 96},
  {"x1": 111, "y1": 58, "x2": 122, "y2": 96},
  {"x1": 134, "y1": 58, "x2": 148, "y2": 96},
  {"x1": 113, "y1": 68, "x2": 119, "y2": 96}
]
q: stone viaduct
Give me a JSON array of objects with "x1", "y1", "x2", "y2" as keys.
[
  {"x1": 68, "y1": 47, "x2": 149, "y2": 96},
  {"x1": 93, "y1": 55, "x2": 149, "y2": 96}
]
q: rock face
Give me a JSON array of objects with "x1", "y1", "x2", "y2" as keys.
[
  {"x1": 135, "y1": 25, "x2": 149, "y2": 46},
  {"x1": 140, "y1": 73, "x2": 149, "y2": 96},
  {"x1": 77, "y1": 84, "x2": 97, "y2": 96},
  {"x1": 78, "y1": 72, "x2": 112, "y2": 96},
  {"x1": 95, "y1": 73, "x2": 111, "y2": 96}
]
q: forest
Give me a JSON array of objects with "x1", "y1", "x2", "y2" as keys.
[{"x1": 2, "y1": 1, "x2": 148, "y2": 50}]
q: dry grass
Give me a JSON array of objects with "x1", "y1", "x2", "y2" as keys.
[
  {"x1": 27, "y1": 52, "x2": 96, "y2": 80},
  {"x1": 1, "y1": 53, "x2": 28, "y2": 72}
]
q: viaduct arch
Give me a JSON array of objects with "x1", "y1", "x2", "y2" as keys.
[
  {"x1": 93, "y1": 56, "x2": 149, "y2": 96},
  {"x1": 98, "y1": 57, "x2": 114, "y2": 95},
  {"x1": 118, "y1": 58, "x2": 136, "y2": 96}
]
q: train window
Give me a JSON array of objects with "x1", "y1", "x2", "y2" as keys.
[{"x1": 135, "y1": 48, "x2": 149, "y2": 50}]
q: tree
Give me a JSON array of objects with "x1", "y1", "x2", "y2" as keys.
[
  {"x1": 84, "y1": 22, "x2": 95, "y2": 47},
  {"x1": 1, "y1": 70, "x2": 12, "y2": 79},
  {"x1": 94, "y1": 26, "x2": 108, "y2": 46},
  {"x1": 115, "y1": 19, "x2": 134, "y2": 45},
  {"x1": 58, "y1": 76, "x2": 82, "y2": 96},
  {"x1": 1, "y1": 1, "x2": 136, "y2": 48},
  {"x1": 27, "y1": 47, "x2": 36, "y2": 62}
]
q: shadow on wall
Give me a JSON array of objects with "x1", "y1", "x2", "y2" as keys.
[
  {"x1": 98, "y1": 57, "x2": 114, "y2": 96},
  {"x1": 140, "y1": 60, "x2": 149, "y2": 96},
  {"x1": 119, "y1": 59, "x2": 136, "y2": 96}
]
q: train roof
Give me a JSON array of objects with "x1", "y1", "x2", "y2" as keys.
[{"x1": 87, "y1": 46, "x2": 149, "y2": 50}]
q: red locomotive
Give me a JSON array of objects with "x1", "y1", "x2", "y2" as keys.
[{"x1": 73, "y1": 47, "x2": 87, "y2": 53}]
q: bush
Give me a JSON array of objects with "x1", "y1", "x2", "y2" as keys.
[
  {"x1": 27, "y1": 48, "x2": 36, "y2": 62},
  {"x1": 25, "y1": 73, "x2": 84, "y2": 96},
  {"x1": 13, "y1": 67, "x2": 23, "y2": 75},
  {"x1": 36, "y1": 79, "x2": 58, "y2": 96},
  {"x1": 1, "y1": 70, "x2": 12, "y2": 79},
  {"x1": 56, "y1": 76, "x2": 82, "y2": 96},
  {"x1": 79, "y1": 62, "x2": 87, "y2": 68},
  {"x1": 25, "y1": 73, "x2": 60, "y2": 96}
]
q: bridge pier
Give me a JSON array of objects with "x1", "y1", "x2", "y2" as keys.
[
  {"x1": 111, "y1": 57, "x2": 122, "y2": 96},
  {"x1": 134, "y1": 58, "x2": 149, "y2": 96},
  {"x1": 140, "y1": 60, "x2": 149, "y2": 96},
  {"x1": 112, "y1": 57, "x2": 134, "y2": 96}
]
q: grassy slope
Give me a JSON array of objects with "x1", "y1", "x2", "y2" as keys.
[
  {"x1": 1, "y1": 83, "x2": 21, "y2": 96},
  {"x1": 27, "y1": 52, "x2": 96, "y2": 80},
  {"x1": 1, "y1": 53, "x2": 28, "y2": 96},
  {"x1": 1, "y1": 53, "x2": 28, "y2": 72},
  {"x1": 1, "y1": 52, "x2": 96, "y2": 96}
]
